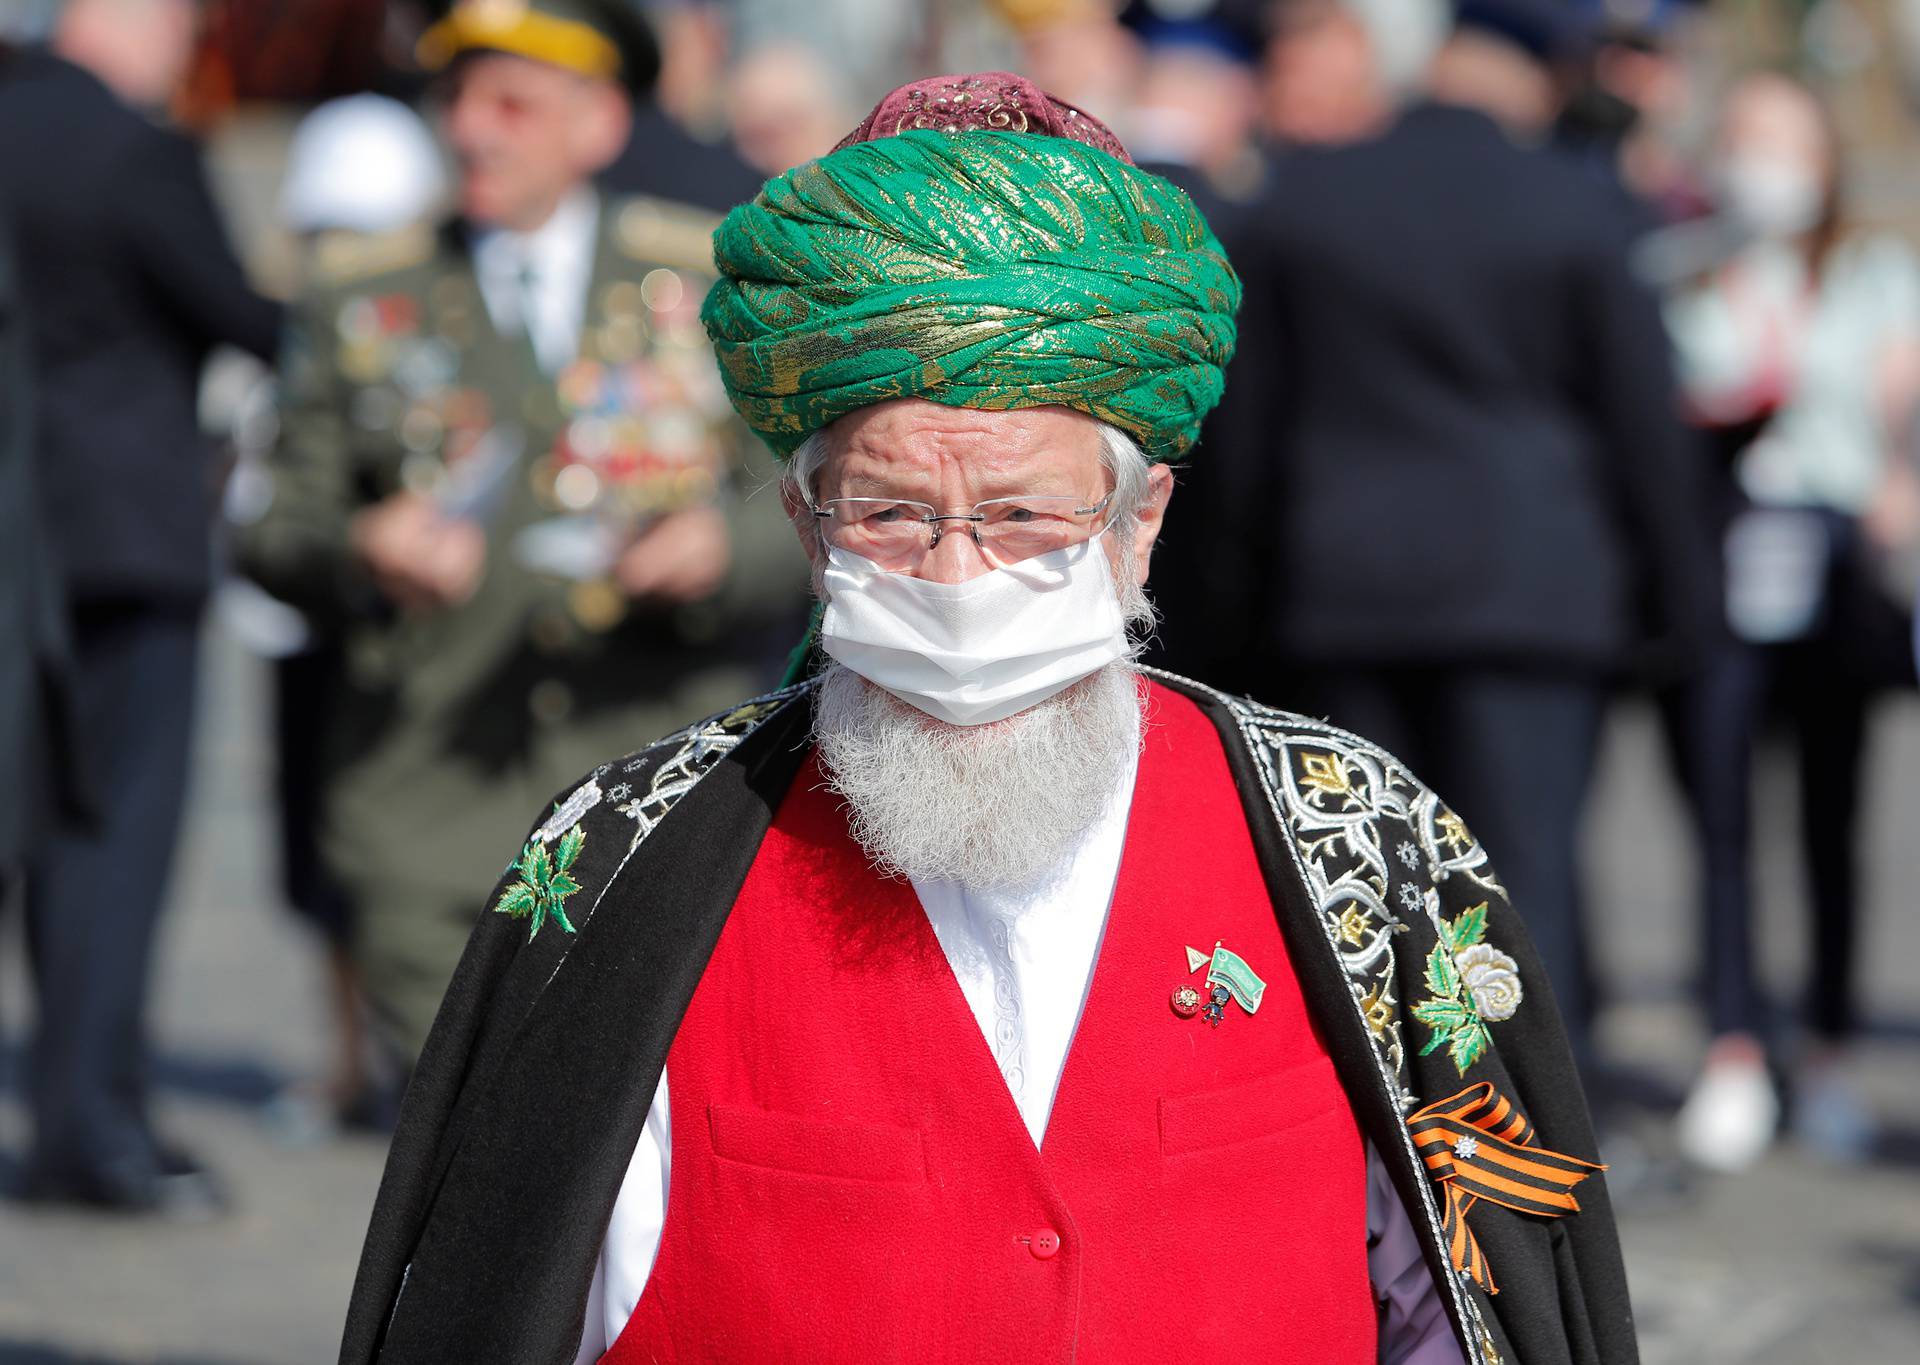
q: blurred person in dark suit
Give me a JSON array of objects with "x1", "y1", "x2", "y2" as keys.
[
  {"x1": 1194, "y1": 0, "x2": 1711, "y2": 1075},
  {"x1": 1122, "y1": 1, "x2": 1267, "y2": 678},
  {"x1": 0, "y1": 196, "x2": 73, "y2": 881},
  {"x1": 1552, "y1": 0, "x2": 1709, "y2": 228},
  {"x1": 724, "y1": 41, "x2": 851, "y2": 179},
  {"x1": 596, "y1": 2, "x2": 763, "y2": 215},
  {"x1": 1120, "y1": 0, "x2": 1268, "y2": 232},
  {"x1": 643, "y1": 0, "x2": 731, "y2": 138},
  {"x1": 0, "y1": 0, "x2": 282, "y2": 1216},
  {"x1": 1145, "y1": 0, "x2": 1446, "y2": 679},
  {"x1": 0, "y1": 214, "x2": 31, "y2": 867},
  {"x1": 1262, "y1": 0, "x2": 1447, "y2": 146},
  {"x1": 993, "y1": 0, "x2": 1144, "y2": 122}
]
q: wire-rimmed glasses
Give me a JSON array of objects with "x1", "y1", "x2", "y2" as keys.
[{"x1": 811, "y1": 491, "x2": 1114, "y2": 569}]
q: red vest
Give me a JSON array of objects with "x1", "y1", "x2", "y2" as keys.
[{"x1": 604, "y1": 684, "x2": 1376, "y2": 1363}]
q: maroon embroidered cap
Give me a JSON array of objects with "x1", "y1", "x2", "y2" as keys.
[{"x1": 831, "y1": 70, "x2": 1133, "y2": 165}]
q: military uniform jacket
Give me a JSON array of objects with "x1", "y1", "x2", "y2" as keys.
[
  {"x1": 339, "y1": 671, "x2": 1638, "y2": 1365},
  {"x1": 240, "y1": 194, "x2": 808, "y2": 945}
]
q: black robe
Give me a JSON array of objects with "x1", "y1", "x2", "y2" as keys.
[{"x1": 340, "y1": 671, "x2": 1638, "y2": 1365}]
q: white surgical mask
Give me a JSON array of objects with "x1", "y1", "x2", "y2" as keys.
[
  {"x1": 819, "y1": 532, "x2": 1131, "y2": 727},
  {"x1": 1715, "y1": 154, "x2": 1824, "y2": 239}
]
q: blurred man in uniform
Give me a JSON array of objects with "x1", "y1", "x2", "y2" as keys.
[
  {"x1": 240, "y1": 0, "x2": 807, "y2": 1068},
  {"x1": 0, "y1": 0, "x2": 282, "y2": 1216}
]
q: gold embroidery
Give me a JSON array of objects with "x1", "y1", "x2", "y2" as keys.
[
  {"x1": 892, "y1": 76, "x2": 1032, "y2": 137},
  {"x1": 1300, "y1": 750, "x2": 1355, "y2": 799},
  {"x1": 1337, "y1": 904, "x2": 1372, "y2": 947},
  {"x1": 1359, "y1": 982, "x2": 1397, "y2": 1038}
]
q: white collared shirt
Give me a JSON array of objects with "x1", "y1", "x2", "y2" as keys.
[
  {"x1": 571, "y1": 754, "x2": 1463, "y2": 1364},
  {"x1": 470, "y1": 187, "x2": 598, "y2": 374}
]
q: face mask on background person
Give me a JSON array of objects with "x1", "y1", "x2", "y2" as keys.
[
  {"x1": 818, "y1": 532, "x2": 1132, "y2": 727},
  {"x1": 1715, "y1": 152, "x2": 1825, "y2": 239}
]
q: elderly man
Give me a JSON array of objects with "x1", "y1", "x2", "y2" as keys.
[{"x1": 342, "y1": 74, "x2": 1632, "y2": 1365}]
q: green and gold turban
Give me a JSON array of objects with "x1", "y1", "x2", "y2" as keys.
[{"x1": 701, "y1": 122, "x2": 1241, "y2": 463}]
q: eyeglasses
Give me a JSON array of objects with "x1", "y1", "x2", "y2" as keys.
[{"x1": 811, "y1": 491, "x2": 1114, "y2": 569}]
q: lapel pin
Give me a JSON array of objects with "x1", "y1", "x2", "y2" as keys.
[{"x1": 1175, "y1": 941, "x2": 1268, "y2": 1027}]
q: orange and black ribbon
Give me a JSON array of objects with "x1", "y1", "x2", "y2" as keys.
[{"x1": 1406, "y1": 1083, "x2": 1605, "y2": 1294}]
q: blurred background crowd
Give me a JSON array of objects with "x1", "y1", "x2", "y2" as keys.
[{"x1": 1, "y1": 0, "x2": 1918, "y2": 1359}]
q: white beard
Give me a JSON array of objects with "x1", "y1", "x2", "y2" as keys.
[{"x1": 812, "y1": 659, "x2": 1144, "y2": 892}]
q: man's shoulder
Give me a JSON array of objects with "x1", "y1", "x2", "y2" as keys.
[
  {"x1": 0, "y1": 52, "x2": 149, "y2": 180},
  {"x1": 602, "y1": 190, "x2": 727, "y2": 277},
  {"x1": 0, "y1": 49, "x2": 115, "y2": 119},
  {"x1": 581, "y1": 678, "x2": 812, "y2": 813},
  {"x1": 1146, "y1": 667, "x2": 1438, "y2": 801},
  {"x1": 485, "y1": 680, "x2": 815, "y2": 937}
]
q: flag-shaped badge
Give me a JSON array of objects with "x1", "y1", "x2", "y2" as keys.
[
  {"x1": 1206, "y1": 945, "x2": 1266, "y2": 1014},
  {"x1": 1180, "y1": 941, "x2": 1267, "y2": 1025}
]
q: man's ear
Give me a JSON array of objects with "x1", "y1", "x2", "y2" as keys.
[{"x1": 1129, "y1": 463, "x2": 1175, "y2": 586}]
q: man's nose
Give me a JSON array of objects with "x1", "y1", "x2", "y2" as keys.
[
  {"x1": 444, "y1": 96, "x2": 491, "y2": 150},
  {"x1": 913, "y1": 522, "x2": 993, "y2": 584}
]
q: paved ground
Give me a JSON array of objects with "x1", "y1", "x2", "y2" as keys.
[{"x1": 2, "y1": 628, "x2": 1918, "y2": 1363}]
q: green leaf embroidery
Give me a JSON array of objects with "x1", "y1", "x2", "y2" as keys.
[
  {"x1": 1449, "y1": 1021, "x2": 1492, "y2": 1073},
  {"x1": 1412, "y1": 902, "x2": 1511, "y2": 1077},
  {"x1": 555, "y1": 824, "x2": 585, "y2": 873},
  {"x1": 1447, "y1": 902, "x2": 1489, "y2": 953},
  {"x1": 1411, "y1": 998, "x2": 1472, "y2": 1031},
  {"x1": 490, "y1": 823, "x2": 588, "y2": 942}
]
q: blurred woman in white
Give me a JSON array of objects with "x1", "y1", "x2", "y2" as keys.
[{"x1": 1664, "y1": 70, "x2": 1920, "y2": 1170}]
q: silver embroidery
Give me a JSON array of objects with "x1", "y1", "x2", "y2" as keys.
[
  {"x1": 535, "y1": 779, "x2": 602, "y2": 844},
  {"x1": 608, "y1": 690, "x2": 802, "y2": 853}
]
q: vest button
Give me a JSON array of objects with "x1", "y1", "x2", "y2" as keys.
[{"x1": 1029, "y1": 1229, "x2": 1060, "y2": 1260}]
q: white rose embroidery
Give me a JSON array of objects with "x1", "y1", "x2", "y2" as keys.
[{"x1": 1455, "y1": 943, "x2": 1523, "y2": 1022}]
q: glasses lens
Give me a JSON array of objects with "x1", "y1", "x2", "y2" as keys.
[
  {"x1": 973, "y1": 495, "x2": 1102, "y2": 560},
  {"x1": 819, "y1": 499, "x2": 933, "y2": 562}
]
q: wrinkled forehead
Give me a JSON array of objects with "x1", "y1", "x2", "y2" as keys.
[{"x1": 816, "y1": 400, "x2": 1108, "y2": 498}]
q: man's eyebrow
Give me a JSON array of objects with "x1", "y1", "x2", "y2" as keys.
[
  {"x1": 831, "y1": 454, "x2": 1080, "y2": 498},
  {"x1": 837, "y1": 469, "x2": 932, "y2": 497}
]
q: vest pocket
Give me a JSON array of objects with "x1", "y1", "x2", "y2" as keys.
[
  {"x1": 708, "y1": 1103, "x2": 928, "y2": 1184},
  {"x1": 1158, "y1": 1055, "x2": 1344, "y2": 1157}
]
